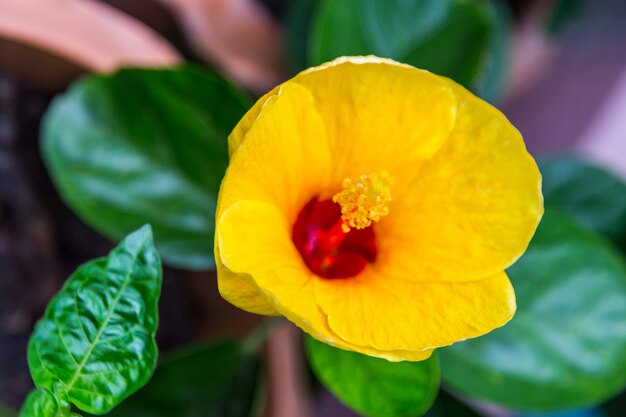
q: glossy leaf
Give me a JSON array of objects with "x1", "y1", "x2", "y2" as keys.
[
  {"x1": 358, "y1": 0, "x2": 452, "y2": 58},
  {"x1": 470, "y1": 0, "x2": 510, "y2": 102},
  {"x1": 540, "y1": 156, "x2": 626, "y2": 244},
  {"x1": 440, "y1": 209, "x2": 626, "y2": 411},
  {"x1": 402, "y1": 0, "x2": 492, "y2": 88},
  {"x1": 42, "y1": 66, "x2": 251, "y2": 270},
  {"x1": 286, "y1": 0, "x2": 318, "y2": 74},
  {"x1": 306, "y1": 336, "x2": 440, "y2": 417},
  {"x1": 309, "y1": 0, "x2": 370, "y2": 65},
  {"x1": 19, "y1": 389, "x2": 65, "y2": 417},
  {"x1": 308, "y1": 0, "x2": 503, "y2": 96},
  {"x1": 28, "y1": 225, "x2": 162, "y2": 414},
  {"x1": 101, "y1": 341, "x2": 262, "y2": 417}
]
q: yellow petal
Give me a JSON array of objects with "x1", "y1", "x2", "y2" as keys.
[
  {"x1": 218, "y1": 81, "x2": 332, "y2": 222},
  {"x1": 217, "y1": 199, "x2": 433, "y2": 361},
  {"x1": 215, "y1": 245, "x2": 279, "y2": 316},
  {"x1": 216, "y1": 81, "x2": 332, "y2": 316},
  {"x1": 228, "y1": 86, "x2": 279, "y2": 157},
  {"x1": 376, "y1": 79, "x2": 543, "y2": 283},
  {"x1": 291, "y1": 56, "x2": 457, "y2": 195},
  {"x1": 314, "y1": 268, "x2": 516, "y2": 352}
]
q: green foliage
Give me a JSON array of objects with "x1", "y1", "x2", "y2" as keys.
[
  {"x1": 540, "y1": 156, "x2": 626, "y2": 245},
  {"x1": 400, "y1": 0, "x2": 491, "y2": 90},
  {"x1": 41, "y1": 66, "x2": 251, "y2": 271},
  {"x1": 286, "y1": 0, "x2": 318, "y2": 73},
  {"x1": 470, "y1": 0, "x2": 510, "y2": 101},
  {"x1": 100, "y1": 341, "x2": 262, "y2": 417},
  {"x1": 310, "y1": 0, "x2": 370, "y2": 63},
  {"x1": 306, "y1": 336, "x2": 440, "y2": 417},
  {"x1": 546, "y1": 0, "x2": 585, "y2": 35},
  {"x1": 439, "y1": 209, "x2": 626, "y2": 411},
  {"x1": 27, "y1": 225, "x2": 162, "y2": 415},
  {"x1": 304, "y1": 0, "x2": 507, "y2": 100},
  {"x1": 19, "y1": 389, "x2": 61, "y2": 417}
]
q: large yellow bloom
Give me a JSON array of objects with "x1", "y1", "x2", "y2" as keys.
[{"x1": 215, "y1": 56, "x2": 543, "y2": 361}]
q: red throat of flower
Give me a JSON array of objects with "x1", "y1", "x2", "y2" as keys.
[{"x1": 292, "y1": 171, "x2": 393, "y2": 279}]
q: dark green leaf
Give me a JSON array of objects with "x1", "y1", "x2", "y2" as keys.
[
  {"x1": 42, "y1": 66, "x2": 251, "y2": 270},
  {"x1": 358, "y1": 0, "x2": 452, "y2": 58},
  {"x1": 424, "y1": 391, "x2": 480, "y2": 417},
  {"x1": 540, "y1": 156, "x2": 626, "y2": 244},
  {"x1": 546, "y1": 0, "x2": 584, "y2": 36},
  {"x1": 309, "y1": 0, "x2": 370, "y2": 65},
  {"x1": 19, "y1": 389, "x2": 63, "y2": 417},
  {"x1": 28, "y1": 225, "x2": 162, "y2": 414},
  {"x1": 308, "y1": 0, "x2": 505, "y2": 96},
  {"x1": 440, "y1": 209, "x2": 626, "y2": 411},
  {"x1": 403, "y1": 0, "x2": 492, "y2": 88},
  {"x1": 286, "y1": 0, "x2": 318, "y2": 74},
  {"x1": 306, "y1": 336, "x2": 440, "y2": 417},
  {"x1": 470, "y1": 0, "x2": 511, "y2": 102},
  {"x1": 100, "y1": 341, "x2": 262, "y2": 417}
]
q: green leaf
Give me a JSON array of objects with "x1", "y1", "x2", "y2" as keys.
[
  {"x1": 306, "y1": 336, "x2": 440, "y2": 417},
  {"x1": 309, "y1": 0, "x2": 371, "y2": 65},
  {"x1": 439, "y1": 209, "x2": 626, "y2": 411},
  {"x1": 470, "y1": 0, "x2": 511, "y2": 102},
  {"x1": 403, "y1": 0, "x2": 493, "y2": 88},
  {"x1": 41, "y1": 66, "x2": 251, "y2": 270},
  {"x1": 100, "y1": 341, "x2": 262, "y2": 417},
  {"x1": 28, "y1": 225, "x2": 163, "y2": 414},
  {"x1": 308, "y1": 0, "x2": 505, "y2": 97},
  {"x1": 358, "y1": 0, "x2": 452, "y2": 58},
  {"x1": 540, "y1": 156, "x2": 626, "y2": 245},
  {"x1": 19, "y1": 389, "x2": 65, "y2": 417},
  {"x1": 286, "y1": 0, "x2": 318, "y2": 74}
]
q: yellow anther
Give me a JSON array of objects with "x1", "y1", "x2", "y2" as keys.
[{"x1": 332, "y1": 170, "x2": 394, "y2": 231}]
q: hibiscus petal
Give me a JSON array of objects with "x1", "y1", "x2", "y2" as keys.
[
  {"x1": 217, "y1": 81, "x2": 332, "y2": 221},
  {"x1": 377, "y1": 79, "x2": 543, "y2": 283},
  {"x1": 291, "y1": 56, "x2": 458, "y2": 195},
  {"x1": 314, "y1": 268, "x2": 516, "y2": 352}
]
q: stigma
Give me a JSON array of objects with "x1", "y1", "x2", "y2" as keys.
[{"x1": 333, "y1": 170, "x2": 394, "y2": 232}]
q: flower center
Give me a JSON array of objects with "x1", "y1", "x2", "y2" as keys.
[{"x1": 292, "y1": 171, "x2": 393, "y2": 279}]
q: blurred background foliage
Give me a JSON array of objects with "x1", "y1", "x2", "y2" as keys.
[{"x1": 1, "y1": 0, "x2": 626, "y2": 417}]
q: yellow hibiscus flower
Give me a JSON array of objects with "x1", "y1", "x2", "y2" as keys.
[{"x1": 215, "y1": 56, "x2": 543, "y2": 361}]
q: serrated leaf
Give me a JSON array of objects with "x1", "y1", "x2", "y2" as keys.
[
  {"x1": 28, "y1": 225, "x2": 162, "y2": 414},
  {"x1": 440, "y1": 209, "x2": 626, "y2": 411},
  {"x1": 540, "y1": 156, "x2": 626, "y2": 244},
  {"x1": 42, "y1": 66, "x2": 251, "y2": 270},
  {"x1": 306, "y1": 336, "x2": 440, "y2": 417},
  {"x1": 98, "y1": 341, "x2": 262, "y2": 417}
]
